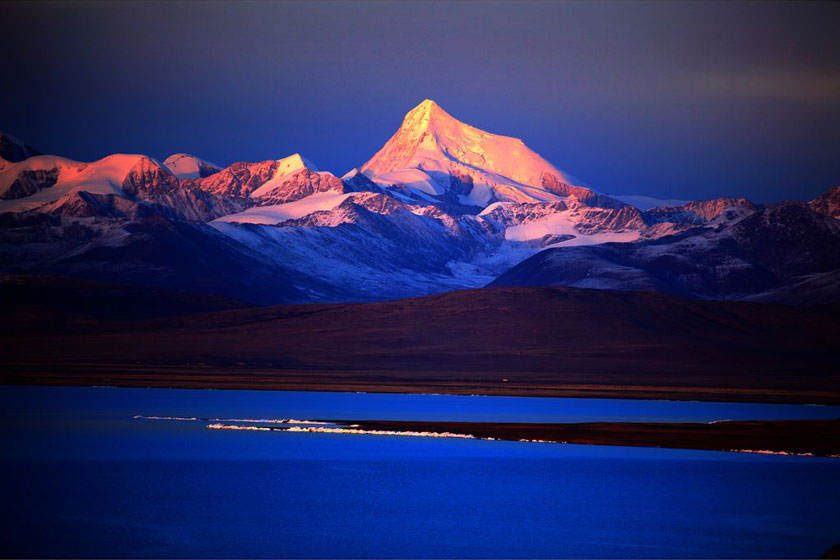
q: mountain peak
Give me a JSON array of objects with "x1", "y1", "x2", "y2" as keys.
[
  {"x1": 162, "y1": 153, "x2": 222, "y2": 179},
  {"x1": 399, "y1": 98, "x2": 453, "y2": 133},
  {"x1": 275, "y1": 153, "x2": 318, "y2": 176},
  {"x1": 406, "y1": 98, "x2": 442, "y2": 115},
  {"x1": 411, "y1": 98, "x2": 439, "y2": 112},
  {"x1": 361, "y1": 100, "x2": 570, "y2": 205}
]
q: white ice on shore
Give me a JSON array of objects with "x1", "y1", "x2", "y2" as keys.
[
  {"x1": 135, "y1": 415, "x2": 331, "y2": 424},
  {"x1": 727, "y1": 449, "x2": 838, "y2": 457},
  {"x1": 206, "y1": 423, "x2": 476, "y2": 439}
]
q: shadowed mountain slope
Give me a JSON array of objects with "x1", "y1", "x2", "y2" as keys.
[{"x1": 491, "y1": 202, "x2": 840, "y2": 302}]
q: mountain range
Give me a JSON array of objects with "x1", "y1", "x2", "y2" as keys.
[{"x1": 2, "y1": 100, "x2": 838, "y2": 305}]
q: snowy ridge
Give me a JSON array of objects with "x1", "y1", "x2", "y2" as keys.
[
  {"x1": 214, "y1": 191, "x2": 353, "y2": 225},
  {"x1": 0, "y1": 154, "x2": 152, "y2": 211},
  {"x1": 0, "y1": 100, "x2": 838, "y2": 305}
]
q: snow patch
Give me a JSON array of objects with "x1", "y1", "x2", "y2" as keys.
[
  {"x1": 213, "y1": 191, "x2": 353, "y2": 225},
  {"x1": 504, "y1": 212, "x2": 641, "y2": 246},
  {"x1": 368, "y1": 168, "x2": 443, "y2": 196}
]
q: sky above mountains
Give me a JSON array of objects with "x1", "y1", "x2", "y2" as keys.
[{"x1": 2, "y1": 1, "x2": 838, "y2": 202}]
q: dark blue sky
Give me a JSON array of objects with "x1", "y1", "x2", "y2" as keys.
[{"x1": 2, "y1": 1, "x2": 838, "y2": 202}]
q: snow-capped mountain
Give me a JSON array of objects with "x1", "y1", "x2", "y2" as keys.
[
  {"x1": 491, "y1": 200, "x2": 840, "y2": 303},
  {"x1": 162, "y1": 153, "x2": 222, "y2": 179},
  {"x1": 182, "y1": 153, "x2": 364, "y2": 207},
  {"x1": 0, "y1": 154, "x2": 244, "y2": 221},
  {"x1": 0, "y1": 99, "x2": 837, "y2": 304},
  {"x1": 361, "y1": 99, "x2": 598, "y2": 208}
]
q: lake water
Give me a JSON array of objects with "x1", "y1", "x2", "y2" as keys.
[{"x1": 2, "y1": 386, "x2": 838, "y2": 558}]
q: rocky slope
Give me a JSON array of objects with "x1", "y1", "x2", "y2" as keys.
[
  {"x1": 492, "y1": 201, "x2": 840, "y2": 302},
  {"x1": 810, "y1": 185, "x2": 840, "y2": 219}
]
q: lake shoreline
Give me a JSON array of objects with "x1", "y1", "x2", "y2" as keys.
[
  {"x1": 6, "y1": 381, "x2": 838, "y2": 558},
  {"x1": 5, "y1": 370, "x2": 840, "y2": 405},
  {"x1": 134, "y1": 411, "x2": 840, "y2": 456},
  {"x1": 298, "y1": 418, "x2": 840, "y2": 457}
]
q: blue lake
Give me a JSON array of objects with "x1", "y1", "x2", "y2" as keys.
[{"x1": 1, "y1": 386, "x2": 839, "y2": 558}]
